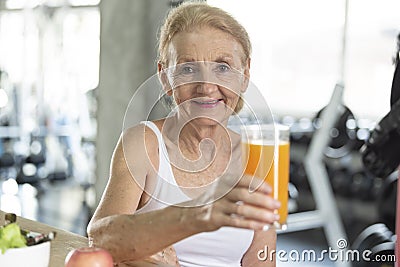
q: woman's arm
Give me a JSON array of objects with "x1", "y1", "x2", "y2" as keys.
[
  {"x1": 241, "y1": 229, "x2": 277, "y2": 267},
  {"x1": 89, "y1": 205, "x2": 202, "y2": 262},
  {"x1": 88, "y1": 125, "x2": 201, "y2": 262}
]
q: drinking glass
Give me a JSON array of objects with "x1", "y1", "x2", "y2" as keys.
[{"x1": 241, "y1": 124, "x2": 290, "y2": 230}]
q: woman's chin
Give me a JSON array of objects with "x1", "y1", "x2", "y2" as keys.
[{"x1": 189, "y1": 116, "x2": 229, "y2": 127}]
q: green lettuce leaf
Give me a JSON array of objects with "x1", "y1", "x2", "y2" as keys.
[{"x1": 0, "y1": 223, "x2": 27, "y2": 254}]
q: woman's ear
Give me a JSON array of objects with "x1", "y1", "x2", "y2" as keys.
[
  {"x1": 241, "y1": 58, "x2": 251, "y2": 93},
  {"x1": 158, "y1": 61, "x2": 173, "y2": 96}
]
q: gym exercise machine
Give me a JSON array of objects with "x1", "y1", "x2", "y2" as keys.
[
  {"x1": 280, "y1": 83, "x2": 351, "y2": 267},
  {"x1": 353, "y1": 34, "x2": 400, "y2": 267}
]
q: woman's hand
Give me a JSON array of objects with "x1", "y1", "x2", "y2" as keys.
[
  {"x1": 190, "y1": 175, "x2": 281, "y2": 232},
  {"x1": 144, "y1": 246, "x2": 179, "y2": 266}
]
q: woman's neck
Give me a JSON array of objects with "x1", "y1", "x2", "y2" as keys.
[{"x1": 162, "y1": 115, "x2": 232, "y2": 158}]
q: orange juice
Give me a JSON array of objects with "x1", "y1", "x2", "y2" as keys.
[{"x1": 242, "y1": 141, "x2": 290, "y2": 227}]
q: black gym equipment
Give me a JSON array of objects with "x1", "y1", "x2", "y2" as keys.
[
  {"x1": 390, "y1": 33, "x2": 400, "y2": 109},
  {"x1": 16, "y1": 160, "x2": 40, "y2": 185},
  {"x1": 361, "y1": 97, "x2": 400, "y2": 179},
  {"x1": 25, "y1": 153, "x2": 46, "y2": 166},
  {"x1": 369, "y1": 240, "x2": 396, "y2": 267},
  {"x1": 352, "y1": 223, "x2": 393, "y2": 253},
  {"x1": 289, "y1": 160, "x2": 310, "y2": 191},
  {"x1": 350, "y1": 170, "x2": 377, "y2": 201},
  {"x1": 47, "y1": 171, "x2": 67, "y2": 182},
  {"x1": 313, "y1": 105, "x2": 363, "y2": 159},
  {"x1": 357, "y1": 33, "x2": 399, "y2": 267},
  {"x1": 0, "y1": 152, "x2": 16, "y2": 181},
  {"x1": 330, "y1": 167, "x2": 352, "y2": 197},
  {"x1": 16, "y1": 140, "x2": 47, "y2": 185},
  {"x1": 0, "y1": 152, "x2": 15, "y2": 168},
  {"x1": 352, "y1": 223, "x2": 395, "y2": 267},
  {"x1": 377, "y1": 171, "x2": 397, "y2": 233},
  {"x1": 361, "y1": 33, "x2": 400, "y2": 179}
]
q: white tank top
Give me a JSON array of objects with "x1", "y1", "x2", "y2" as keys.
[{"x1": 136, "y1": 121, "x2": 254, "y2": 267}]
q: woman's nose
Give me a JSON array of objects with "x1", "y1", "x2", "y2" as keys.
[{"x1": 196, "y1": 82, "x2": 218, "y2": 94}]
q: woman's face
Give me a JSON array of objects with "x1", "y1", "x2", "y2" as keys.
[{"x1": 161, "y1": 26, "x2": 249, "y2": 126}]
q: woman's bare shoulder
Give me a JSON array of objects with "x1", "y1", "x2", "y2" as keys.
[
  {"x1": 122, "y1": 122, "x2": 160, "y2": 152},
  {"x1": 121, "y1": 121, "x2": 165, "y2": 172}
]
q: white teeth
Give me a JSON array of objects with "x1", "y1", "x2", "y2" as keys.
[{"x1": 194, "y1": 99, "x2": 218, "y2": 104}]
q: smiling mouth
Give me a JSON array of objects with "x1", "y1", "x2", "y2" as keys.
[{"x1": 191, "y1": 98, "x2": 224, "y2": 108}]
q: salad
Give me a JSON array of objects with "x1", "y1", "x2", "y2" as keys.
[
  {"x1": 0, "y1": 213, "x2": 55, "y2": 254},
  {"x1": 0, "y1": 223, "x2": 27, "y2": 253}
]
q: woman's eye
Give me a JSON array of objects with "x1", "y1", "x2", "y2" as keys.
[
  {"x1": 178, "y1": 64, "x2": 196, "y2": 74},
  {"x1": 216, "y1": 63, "x2": 230, "y2": 73},
  {"x1": 182, "y1": 66, "x2": 193, "y2": 73}
]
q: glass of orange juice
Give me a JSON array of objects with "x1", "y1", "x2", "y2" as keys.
[{"x1": 240, "y1": 124, "x2": 290, "y2": 230}]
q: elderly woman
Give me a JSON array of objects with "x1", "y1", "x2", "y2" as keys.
[{"x1": 88, "y1": 2, "x2": 280, "y2": 266}]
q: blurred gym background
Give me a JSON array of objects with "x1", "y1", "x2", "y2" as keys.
[{"x1": 0, "y1": 0, "x2": 398, "y2": 266}]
